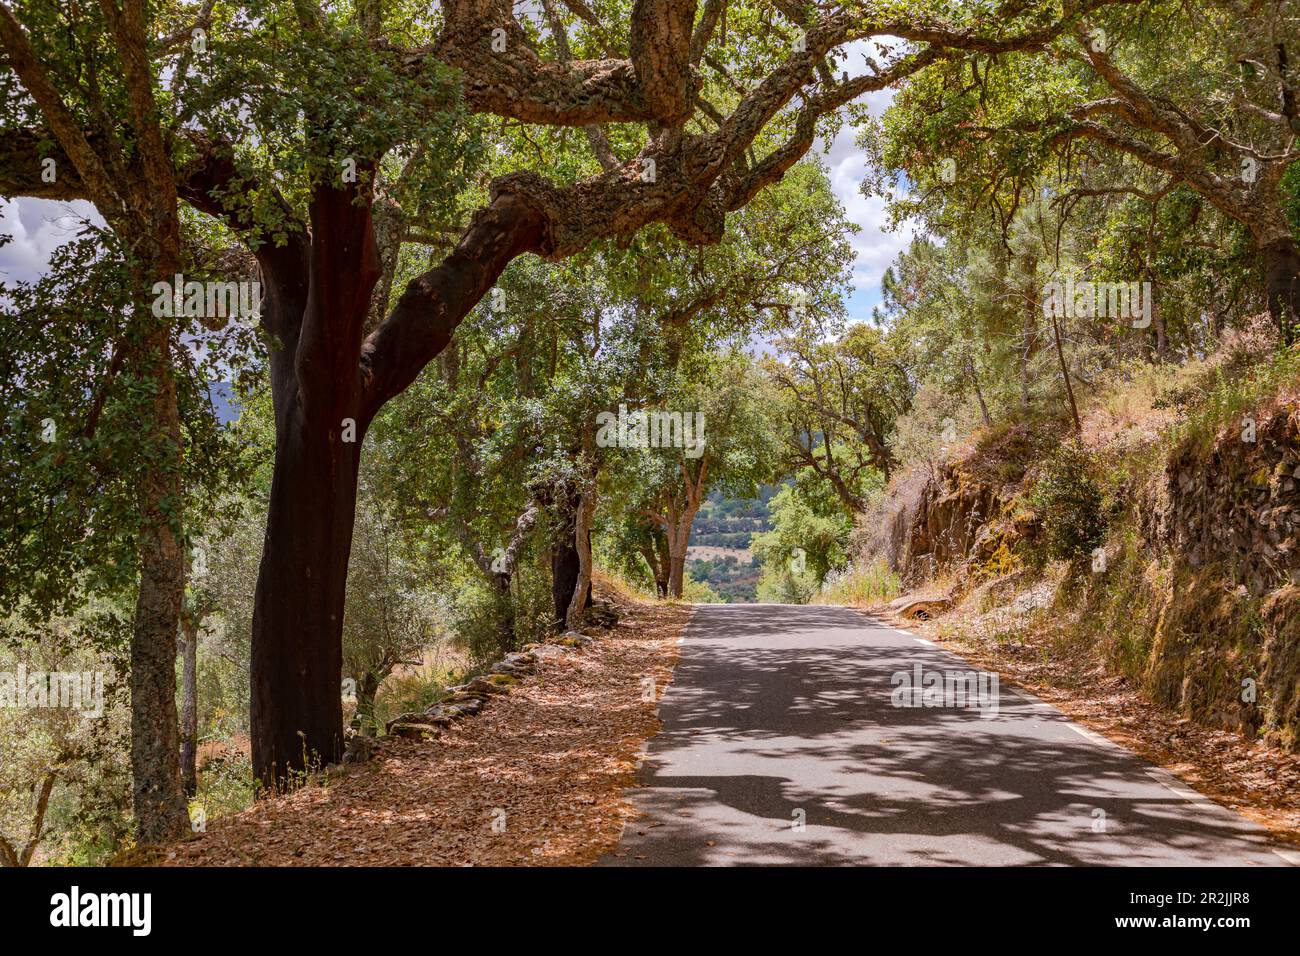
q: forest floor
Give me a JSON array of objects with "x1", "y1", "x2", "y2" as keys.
[
  {"x1": 877, "y1": 592, "x2": 1300, "y2": 847},
  {"x1": 161, "y1": 597, "x2": 690, "y2": 867}
]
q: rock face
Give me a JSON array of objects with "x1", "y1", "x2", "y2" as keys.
[
  {"x1": 873, "y1": 461, "x2": 1014, "y2": 587},
  {"x1": 1145, "y1": 405, "x2": 1300, "y2": 748},
  {"x1": 1160, "y1": 406, "x2": 1300, "y2": 596},
  {"x1": 870, "y1": 403, "x2": 1300, "y2": 749}
]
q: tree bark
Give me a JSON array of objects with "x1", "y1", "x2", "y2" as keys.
[
  {"x1": 551, "y1": 486, "x2": 593, "y2": 628},
  {"x1": 565, "y1": 486, "x2": 597, "y2": 630},
  {"x1": 355, "y1": 671, "x2": 381, "y2": 737},
  {"x1": 664, "y1": 456, "x2": 708, "y2": 598},
  {"x1": 249, "y1": 378, "x2": 362, "y2": 787},
  {"x1": 637, "y1": 525, "x2": 671, "y2": 597},
  {"x1": 130, "y1": 325, "x2": 191, "y2": 844},
  {"x1": 666, "y1": 511, "x2": 696, "y2": 598},
  {"x1": 178, "y1": 611, "x2": 199, "y2": 797},
  {"x1": 552, "y1": 535, "x2": 582, "y2": 629},
  {"x1": 490, "y1": 570, "x2": 517, "y2": 655},
  {"x1": 1049, "y1": 310, "x2": 1082, "y2": 434},
  {"x1": 1263, "y1": 236, "x2": 1300, "y2": 346}
]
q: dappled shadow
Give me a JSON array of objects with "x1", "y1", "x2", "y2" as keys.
[{"x1": 600, "y1": 604, "x2": 1289, "y2": 866}]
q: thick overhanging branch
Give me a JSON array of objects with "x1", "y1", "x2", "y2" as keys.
[
  {"x1": 690, "y1": 0, "x2": 723, "y2": 65},
  {"x1": 429, "y1": 0, "x2": 653, "y2": 126},
  {"x1": 175, "y1": 136, "x2": 312, "y2": 339},
  {"x1": 359, "y1": 184, "x2": 548, "y2": 417},
  {"x1": 0, "y1": 128, "x2": 90, "y2": 200},
  {"x1": 539, "y1": 0, "x2": 621, "y2": 170},
  {"x1": 0, "y1": 4, "x2": 123, "y2": 216},
  {"x1": 629, "y1": 0, "x2": 698, "y2": 125},
  {"x1": 1053, "y1": 119, "x2": 1253, "y2": 226}
]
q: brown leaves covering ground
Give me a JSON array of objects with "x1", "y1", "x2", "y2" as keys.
[
  {"x1": 163, "y1": 601, "x2": 689, "y2": 867},
  {"x1": 879, "y1": 594, "x2": 1300, "y2": 848}
]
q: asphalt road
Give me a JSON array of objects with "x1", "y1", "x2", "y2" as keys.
[{"x1": 601, "y1": 603, "x2": 1297, "y2": 866}]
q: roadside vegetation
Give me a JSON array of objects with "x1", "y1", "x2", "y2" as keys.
[{"x1": 3, "y1": 0, "x2": 1300, "y2": 865}]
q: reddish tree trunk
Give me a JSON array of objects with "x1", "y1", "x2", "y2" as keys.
[
  {"x1": 565, "y1": 486, "x2": 597, "y2": 629},
  {"x1": 179, "y1": 611, "x2": 199, "y2": 797},
  {"x1": 248, "y1": 184, "x2": 374, "y2": 788},
  {"x1": 246, "y1": 184, "x2": 544, "y2": 787},
  {"x1": 249, "y1": 392, "x2": 362, "y2": 785},
  {"x1": 666, "y1": 519, "x2": 693, "y2": 598},
  {"x1": 551, "y1": 525, "x2": 592, "y2": 626}
]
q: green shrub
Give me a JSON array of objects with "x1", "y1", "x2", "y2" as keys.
[
  {"x1": 1028, "y1": 441, "x2": 1106, "y2": 562},
  {"x1": 756, "y1": 565, "x2": 818, "y2": 604},
  {"x1": 193, "y1": 750, "x2": 256, "y2": 822},
  {"x1": 682, "y1": 578, "x2": 724, "y2": 603}
]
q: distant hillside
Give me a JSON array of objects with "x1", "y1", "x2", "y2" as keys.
[{"x1": 687, "y1": 486, "x2": 778, "y2": 602}]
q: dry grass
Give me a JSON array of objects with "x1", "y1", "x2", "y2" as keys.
[
  {"x1": 160, "y1": 597, "x2": 691, "y2": 867},
  {"x1": 877, "y1": 587, "x2": 1300, "y2": 847}
]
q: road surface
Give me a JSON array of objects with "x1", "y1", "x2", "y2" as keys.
[{"x1": 601, "y1": 603, "x2": 1296, "y2": 866}]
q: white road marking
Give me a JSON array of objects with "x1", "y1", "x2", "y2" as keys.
[
  {"x1": 873, "y1": 611, "x2": 1296, "y2": 865},
  {"x1": 1065, "y1": 722, "x2": 1116, "y2": 748},
  {"x1": 1009, "y1": 688, "x2": 1057, "y2": 713},
  {"x1": 1144, "y1": 767, "x2": 1214, "y2": 806}
]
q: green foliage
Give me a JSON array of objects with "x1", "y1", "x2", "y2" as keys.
[
  {"x1": 751, "y1": 481, "x2": 852, "y2": 603},
  {"x1": 751, "y1": 483, "x2": 851, "y2": 583},
  {"x1": 756, "y1": 565, "x2": 818, "y2": 605},
  {"x1": 0, "y1": 607, "x2": 133, "y2": 866},
  {"x1": 1027, "y1": 442, "x2": 1107, "y2": 563},
  {"x1": 0, "y1": 235, "x2": 253, "y2": 621},
  {"x1": 191, "y1": 751, "x2": 255, "y2": 824},
  {"x1": 1171, "y1": 345, "x2": 1300, "y2": 454},
  {"x1": 682, "y1": 578, "x2": 724, "y2": 604}
]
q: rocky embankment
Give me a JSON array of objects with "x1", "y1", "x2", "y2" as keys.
[{"x1": 872, "y1": 403, "x2": 1300, "y2": 750}]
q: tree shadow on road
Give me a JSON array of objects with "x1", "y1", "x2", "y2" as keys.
[{"x1": 601, "y1": 604, "x2": 1286, "y2": 866}]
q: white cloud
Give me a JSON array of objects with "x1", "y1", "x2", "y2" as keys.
[
  {"x1": 819, "y1": 112, "x2": 914, "y2": 321},
  {"x1": 813, "y1": 38, "x2": 916, "y2": 322},
  {"x1": 0, "y1": 197, "x2": 103, "y2": 285}
]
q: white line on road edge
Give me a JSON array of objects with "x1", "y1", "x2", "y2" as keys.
[
  {"x1": 1009, "y1": 688, "x2": 1057, "y2": 712},
  {"x1": 1139, "y1": 769, "x2": 1300, "y2": 866},
  {"x1": 1058, "y1": 716, "x2": 1299, "y2": 866},
  {"x1": 1065, "y1": 722, "x2": 1119, "y2": 749},
  {"x1": 1143, "y1": 766, "x2": 1217, "y2": 807}
]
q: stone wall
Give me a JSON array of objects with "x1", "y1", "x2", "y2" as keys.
[{"x1": 1159, "y1": 405, "x2": 1300, "y2": 596}]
